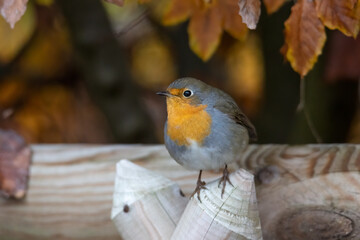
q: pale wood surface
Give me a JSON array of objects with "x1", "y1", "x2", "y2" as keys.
[
  {"x1": 172, "y1": 169, "x2": 262, "y2": 240},
  {"x1": 1, "y1": 144, "x2": 360, "y2": 239},
  {"x1": 0, "y1": 144, "x2": 217, "y2": 240},
  {"x1": 112, "y1": 160, "x2": 188, "y2": 240},
  {"x1": 236, "y1": 144, "x2": 360, "y2": 239}
]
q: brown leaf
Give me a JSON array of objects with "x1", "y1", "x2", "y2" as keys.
[
  {"x1": 315, "y1": 0, "x2": 360, "y2": 38},
  {"x1": 238, "y1": 0, "x2": 261, "y2": 29},
  {"x1": 279, "y1": 41, "x2": 288, "y2": 62},
  {"x1": 220, "y1": 0, "x2": 248, "y2": 39},
  {"x1": 104, "y1": 0, "x2": 124, "y2": 7},
  {"x1": 0, "y1": 0, "x2": 28, "y2": 28},
  {"x1": 162, "y1": 0, "x2": 194, "y2": 25},
  {"x1": 188, "y1": 5, "x2": 222, "y2": 61},
  {"x1": 0, "y1": 4, "x2": 35, "y2": 63},
  {"x1": 12, "y1": 85, "x2": 112, "y2": 143},
  {"x1": 282, "y1": 0, "x2": 326, "y2": 77},
  {"x1": 263, "y1": 0, "x2": 286, "y2": 14},
  {"x1": 0, "y1": 129, "x2": 31, "y2": 199},
  {"x1": 324, "y1": 31, "x2": 360, "y2": 82},
  {"x1": 161, "y1": 0, "x2": 250, "y2": 61}
]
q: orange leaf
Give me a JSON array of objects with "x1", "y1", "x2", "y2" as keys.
[
  {"x1": 219, "y1": 0, "x2": 248, "y2": 40},
  {"x1": 263, "y1": 0, "x2": 286, "y2": 14},
  {"x1": 238, "y1": 0, "x2": 261, "y2": 29},
  {"x1": 188, "y1": 6, "x2": 222, "y2": 61},
  {"x1": 162, "y1": 0, "x2": 194, "y2": 25},
  {"x1": 315, "y1": 0, "x2": 360, "y2": 38},
  {"x1": 283, "y1": 0, "x2": 326, "y2": 77},
  {"x1": 0, "y1": 3, "x2": 35, "y2": 63},
  {"x1": 279, "y1": 42, "x2": 288, "y2": 62},
  {"x1": 0, "y1": 130, "x2": 31, "y2": 199},
  {"x1": 0, "y1": 0, "x2": 28, "y2": 28}
]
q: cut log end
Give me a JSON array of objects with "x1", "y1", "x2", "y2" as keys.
[
  {"x1": 274, "y1": 207, "x2": 360, "y2": 240},
  {"x1": 112, "y1": 160, "x2": 188, "y2": 240},
  {"x1": 172, "y1": 168, "x2": 263, "y2": 240}
]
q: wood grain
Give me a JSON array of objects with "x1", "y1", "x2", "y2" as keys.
[
  {"x1": 236, "y1": 144, "x2": 360, "y2": 184},
  {"x1": 172, "y1": 169, "x2": 262, "y2": 240},
  {"x1": 1, "y1": 144, "x2": 360, "y2": 239},
  {"x1": 236, "y1": 145, "x2": 360, "y2": 239},
  {"x1": 112, "y1": 160, "x2": 188, "y2": 240},
  {"x1": 0, "y1": 144, "x2": 218, "y2": 240}
]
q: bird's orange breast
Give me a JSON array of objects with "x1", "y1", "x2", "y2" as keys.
[{"x1": 166, "y1": 96, "x2": 212, "y2": 146}]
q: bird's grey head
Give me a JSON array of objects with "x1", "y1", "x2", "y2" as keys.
[{"x1": 156, "y1": 77, "x2": 214, "y2": 106}]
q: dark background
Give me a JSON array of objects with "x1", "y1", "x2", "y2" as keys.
[{"x1": 0, "y1": 0, "x2": 359, "y2": 144}]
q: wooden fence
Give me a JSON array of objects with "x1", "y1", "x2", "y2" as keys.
[{"x1": 1, "y1": 144, "x2": 359, "y2": 239}]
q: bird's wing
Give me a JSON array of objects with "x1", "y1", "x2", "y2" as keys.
[{"x1": 214, "y1": 96, "x2": 257, "y2": 142}]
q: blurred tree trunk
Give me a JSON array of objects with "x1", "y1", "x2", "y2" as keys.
[{"x1": 56, "y1": 0, "x2": 156, "y2": 143}]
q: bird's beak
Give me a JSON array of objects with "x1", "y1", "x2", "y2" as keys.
[{"x1": 156, "y1": 91, "x2": 172, "y2": 97}]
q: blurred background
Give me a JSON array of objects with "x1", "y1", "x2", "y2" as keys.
[{"x1": 0, "y1": 0, "x2": 359, "y2": 144}]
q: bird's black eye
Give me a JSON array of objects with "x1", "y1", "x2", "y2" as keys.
[{"x1": 183, "y1": 90, "x2": 193, "y2": 98}]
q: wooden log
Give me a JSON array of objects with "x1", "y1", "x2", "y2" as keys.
[
  {"x1": 258, "y1": 172, "x2": 360, "y2": 239},
  {"x1": 235, "y1": 144, "x2": 360, "y2": 184},
  {"x1": 235, "y1": 145, "x2": 360, "y2": 239},
  {"x1": 171, "y1": 169, "x2": 262, "y2": 240},
  {"x1": 0, "y1": 144, "x2": 216, "y2": 240},
  {"x1": 111, "y1": 160, "x2": 188, "y2": 239},
  {"x1": 1, "y1": 144, "x2": 360, "y2": 239}
]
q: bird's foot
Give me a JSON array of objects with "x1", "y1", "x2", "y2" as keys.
[
  {"x1": 218, "y1": 164, "x2": 233, "y2": 198},
  {"x1": 190, "y1": 170, "x2": 207, "y2": 203}
]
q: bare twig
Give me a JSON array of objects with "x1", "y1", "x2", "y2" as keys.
[
  {"x1": 297, "y1": 77, "x2": 323, "y2": 143},
  {"x1": 115, "y1": 9, "x2": 149, "y2": 37}
]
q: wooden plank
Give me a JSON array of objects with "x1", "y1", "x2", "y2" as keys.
[
  {"x1": 0, "y1": 144, "x2": 219, "y2": 240},
  {"x1": 236, "y1": 144, "x2": 360, "y2": 184},
  {"x1": 1, "y1": 144, "x2": 360, "y2": 239},
  {"x1": 236, "y1": 144, "x2": 360, "y2": 239}
]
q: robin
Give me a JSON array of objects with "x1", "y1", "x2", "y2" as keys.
[{"x1": 157, "y1": 77, "x2": 257, "y2": 200}]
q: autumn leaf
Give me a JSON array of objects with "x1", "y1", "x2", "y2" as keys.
[
  {"x1": 162, "y1": 0, "x2": 193, "y2": 25},
  {"x1": 188, "y1": 4, "x2": 222, "y2": 61},
  {"x1": 17, "y1": 20, "x2": 71, "y2": 79},
  {"x1": 238, "y1": 0, "x2": 261, "y2": 29},
  {"x1": 263, "y1": 0, "x2": 286, "y2": 14},
  {"x1": 0, "y1": 129, "x2": 31, "y2": 199},
  {"x1": 0, "y1": 0, "x2": 28, "y2": 28},
  {"x1": 13, "y1": 85, "x2": 111, "y2": 143},
  {"x1": 282, "y1": 0, "x2": 326, "y2": 77},
  {"x1": 314, "y1": 0, "x2": 360, "y2": 38},
  {"x1": 0, "y1": 3, "x2": 35, "y2": 63},
  {"x1": 163, "y1": 0, "x2": 248, "y2": 61},
  {"x1": 324, "y1": 31, "x2": 360, "y2": 82},
  {"x1": 219, "y1": 0, "x2": 248, "y2": 40}
]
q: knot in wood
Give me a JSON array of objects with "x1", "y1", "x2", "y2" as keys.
[
  {"x1": 256, "y1": 165, "x2": 280, "y2": 184},
  {"x1": 123, "y1": 204, "x2": 130, "y2": 213},
  {"x1": 276, "y1": 208, "x2": 360, "y2": 240}
]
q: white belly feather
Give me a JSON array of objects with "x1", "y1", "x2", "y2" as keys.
[{"x1": 178, "y1": 139, "x2": 241, "y2": 171}]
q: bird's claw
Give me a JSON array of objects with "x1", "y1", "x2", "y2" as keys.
[
  {"x1": 190, "y1": 170, "x2": 207, "y2": 202},
  {"x1": 218, "y1": 164, "x2": 233, "y2": 198}
]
